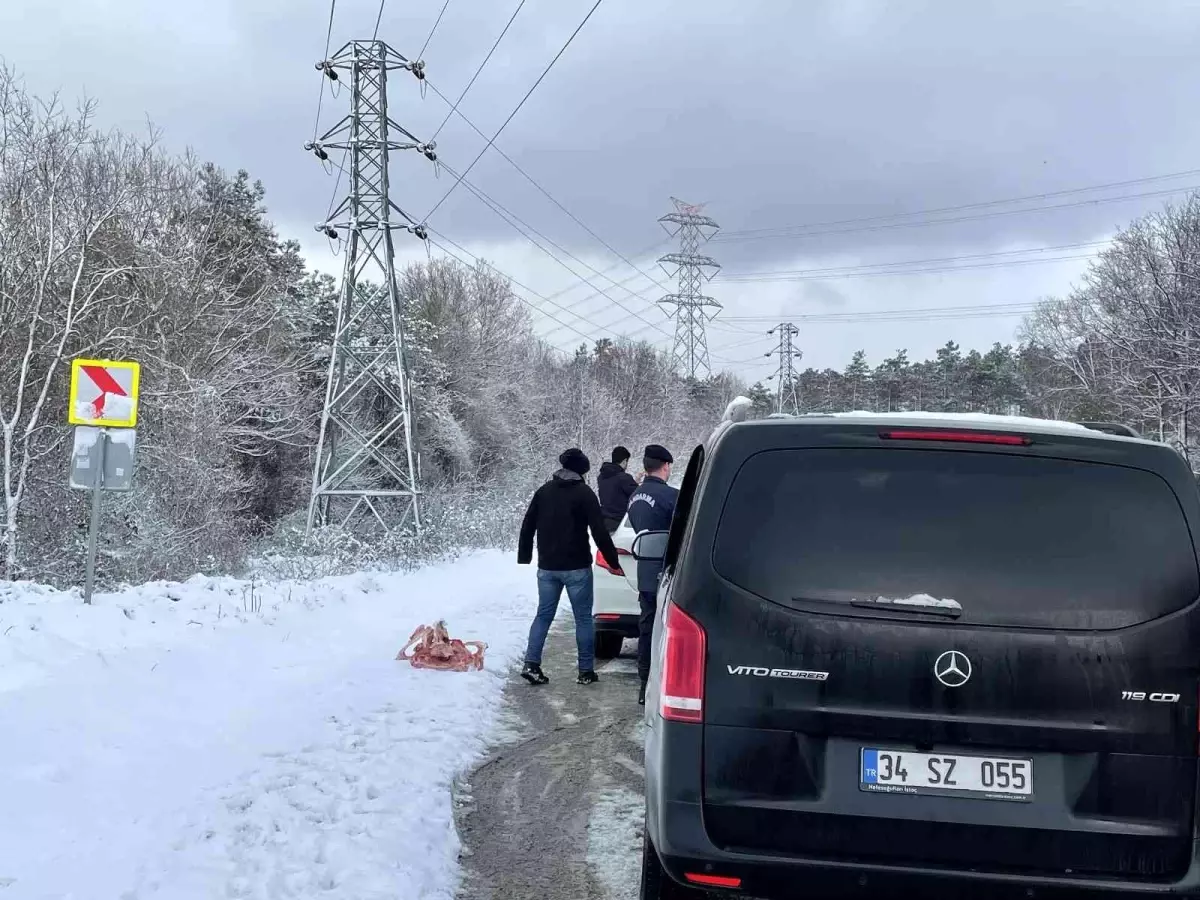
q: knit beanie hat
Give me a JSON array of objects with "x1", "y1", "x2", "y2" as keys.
[{"x1": 559, "y1": 447, "x2": 591, "y2": 476}]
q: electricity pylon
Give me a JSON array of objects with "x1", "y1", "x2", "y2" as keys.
[
  {"x1": 657, "y1": 198, "x2": 721, "y2": 379},
  {"x1": 304, "y1": 40, "x2": 437, "y2": 538},
  {"x1": 767, "y1": 322, "x2": 802, "y2": 414}
]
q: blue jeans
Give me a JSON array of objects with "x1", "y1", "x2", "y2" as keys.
[{"x1": 525, "y1": 568, "x2": 595, "y2": 673}]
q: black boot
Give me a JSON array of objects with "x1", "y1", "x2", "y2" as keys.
[
  {"x1": 577, "y1": 670, "x2": 599, "y2": 685},
  {"x1": 521, "y1": 662, "x2": 549, "y2": 685},
  {"x1": 638, "y1": 680, "x2": 647, "y2": 706}
]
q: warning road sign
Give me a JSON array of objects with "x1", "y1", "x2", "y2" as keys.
[{"x1": 68, "y1": 358, "x2": 140, "y2": 428}]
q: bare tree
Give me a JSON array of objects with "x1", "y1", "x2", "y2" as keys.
[
  {"x1": 1022, "y1": 195, "x2": 1200, "y2": 458},
  {"x1": 0, "y1": 68, "x2": 180, "y2": 576}
]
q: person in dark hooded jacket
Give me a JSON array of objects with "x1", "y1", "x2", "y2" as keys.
[
  {"x1": 517, "y1": 448, "x2": 622, "y2": 686},
  {"x1": 597, "y1": 446, "x2": 639, "y2": 533}
]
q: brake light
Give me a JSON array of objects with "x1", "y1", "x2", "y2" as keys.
[
  {"x1": 685, "y1": 873, "x2": 742, "y2": 889},
  {"x1": 661, "y1": 603, "x2": 706, "y2": 723},
  {"x1": 879, "y1": 428, "x2": 1031, "y2": 446},
  {"x1": 594, "y1": 548, "x2": 630, "y2": 574}
]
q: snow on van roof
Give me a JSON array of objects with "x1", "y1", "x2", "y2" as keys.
[
  {"x1": 745, "y1": 409, "x2": 1143, "y2": 440},
  {"x1": 831, "y1": 410, "x2": 1091, "y2": 433}
]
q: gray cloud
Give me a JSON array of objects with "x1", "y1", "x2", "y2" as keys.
[
  {"x1": 2, "y1": 0, "x2": 1197, "y2": 374},
  {"x1": 799, "y1": 281, "x2": 848, "y2": 309}
]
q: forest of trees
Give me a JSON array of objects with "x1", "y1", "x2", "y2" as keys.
[
  {"x1": 0, "y1": 70, "x2": 737, "y2": 585},
  {"x1": 752, "y1": 195, "x2": 1200, "y2": 466},
  {"x1": 2, "y1": 67, "x2": 1197, "y2": 586},
  {"x1": 746, "y1": 341, "x2": 1031, "y2": 422}
]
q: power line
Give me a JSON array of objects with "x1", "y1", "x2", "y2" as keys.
[
  {"x1": 717, "y1": 241, "x2": 1110, "y2": 279},
  {"x1": 417, "y1": 0, "x2": 451, "y2": 58},
  {"x1": 536, "y1": 239, "x2": 678, "y2": 340},
  {"x1": 710, "y1": 184, "x2": 1200, "y2": 244},
  {"x1": 426, "y1": 236, "x2": 580, "y2": 344},
  {"x1": 425, "y1": 78, "x2": 669, "y2": 293},
  {"x1": 711, "y1": 355, "x2": 777, "y2": 367},
  {"x1": 427, "y1": 230, "x2": 635, "y2": 345},
  {"x1": 797, "y1": 308, "x2": 1039, "y2": 323},
  {"x1": 535, "y1": 255, "x2": 676, "y2": 342},
  {"x1": 431, "y1": 158, "x2": 672, "y2": 336},
  {"x1": 710, "y1": 332, "x2": 774, "y2": 353},
  {"x1": 718, "y1": 254, "x2": 1095, "y2": 282},
  {"x1": 541, "y1": 241, "x2": 670, "y2": 302},
  {"x1": 426, "y1": 237, "x2": 582, "y2": 354},
  {"x1": 313, "y1": 0, "x2": 338, "y2": 140},
  {"x1": 429, "y1": 0, "x2": 526, "y2": 142},
  {"x1": 372, "y1": 0, "x2": 386, "y2": 40},
  {"x1": 424, "y1": 0, "x2": 605, "y2": 221},
  {"x1": 720, "y1": 301, "x2": 1039, "y2": 324},
  {"x1": 317, "y1": 148, "x2": 670, "y2": 343},
  {"x1": 718, "y1": 168, "x2": 1200, "y2": 241},
  {"x1": 722, "y1": 300, "x2": 1036, "y2": 318},
  {"x1": 708, "y1": 328, "x2": 769, "y2": 341}
]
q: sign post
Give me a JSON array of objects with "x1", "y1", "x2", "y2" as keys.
[
  {"x1": 68, "y1": 359, "x2": 140, "y2": 604},
  {"x1": 83, "y1": 431, "x2": 107, "y2": 605}
]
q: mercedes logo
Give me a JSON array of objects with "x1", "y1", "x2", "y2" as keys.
[{"x1": 934, "y1": 650, "x2": 972, "y2": 688}]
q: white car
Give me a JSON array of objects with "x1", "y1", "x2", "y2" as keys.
[{"x1": 591, "y1": 473, "x2": 682, "y2": 659}]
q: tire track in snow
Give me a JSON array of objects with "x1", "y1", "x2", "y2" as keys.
[{"x1": 455, "y1": 627, "x2": 646, "y2": 900}]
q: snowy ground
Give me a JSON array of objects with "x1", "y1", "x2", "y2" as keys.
[{"x1": 0, "y1": 551, "x2": 536, "y2": 900}]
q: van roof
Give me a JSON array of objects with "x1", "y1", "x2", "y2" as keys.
[{"x1": 747, "y1": 410, "x2": 1155, "y2": 444}]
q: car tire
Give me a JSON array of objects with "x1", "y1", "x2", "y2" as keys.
[
  {"x1": 640, "y1": 830, "x2": 710, "y2": 899},
  {"x1": 594, "y1": 630, "x2": 624, "y2": 660}
]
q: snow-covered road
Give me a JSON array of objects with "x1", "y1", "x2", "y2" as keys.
[
  {"x1": 455, "y1": 628, "x2": 647, "y2": 900},
  {"x1": 0, "y1": 552, "x2": 535, "y2": 900}
]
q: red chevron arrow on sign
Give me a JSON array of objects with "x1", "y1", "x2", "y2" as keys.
[{"x1": 79, "y1": 365, "x2": 128, "y2": 418}]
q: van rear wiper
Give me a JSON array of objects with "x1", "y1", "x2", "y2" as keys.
[
  {"x1": 789, "y1": 593, "x2": 964, "y2": 620},
  {"x1": 848, "y1": 595, "x2": 963, "y2": 619}
]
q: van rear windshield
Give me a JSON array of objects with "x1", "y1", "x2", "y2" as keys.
[{"x1": 712, "y1": 448, "x2": 1199, "y2": 630}]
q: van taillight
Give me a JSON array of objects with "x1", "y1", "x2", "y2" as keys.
[
  {"x1": 878, "y1": 428, "x2": 1031, "y2": 446},
  {"x1": 661, "y1": 603, "x2": 706, "y2": 723},
  {"x1": 685, "y1": 873, "x2": 742, "y2": 889}
]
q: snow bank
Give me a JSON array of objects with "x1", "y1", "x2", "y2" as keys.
[
  {"x1": 0, "y1": 551, "x2": 537, "y2": 899},
  {"x1": 0, "y1": 562, "x2": 492, "y2": 694}
]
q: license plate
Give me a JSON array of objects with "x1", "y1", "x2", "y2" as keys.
[{"x1": 860, "y1": 748, "x2": 1032, "y2": 801}]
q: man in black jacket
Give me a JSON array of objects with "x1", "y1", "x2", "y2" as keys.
[
  {"x1": 597, "y1": 446, "x2": 639, "y2": 533},
  {"x1": 517, "y1": 448, "x2": 622, "y2": 686},
  {"x1": 626, "y1": 444, "x2": 678, "y2": 705}
]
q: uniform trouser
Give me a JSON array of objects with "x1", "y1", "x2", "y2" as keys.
[{"x1": 638, "y1": 589, "x2": 657, "y2": 683}]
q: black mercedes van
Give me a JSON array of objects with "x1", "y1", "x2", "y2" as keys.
[{"x1": 639, "y1": 414, "x2": 1200, "y2": 899}]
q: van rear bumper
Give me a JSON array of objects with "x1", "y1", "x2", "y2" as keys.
[
  {"x1": 645, "y1": 722, "x2": 1200, "y2": 898},
  {"x1": 653, "y1": 797, "x2": 1200, "y2": 898}
]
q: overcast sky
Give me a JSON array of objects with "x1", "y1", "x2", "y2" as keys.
[{"x1": 4, "y1": 0, "x2": 1200, "y2": 380}]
